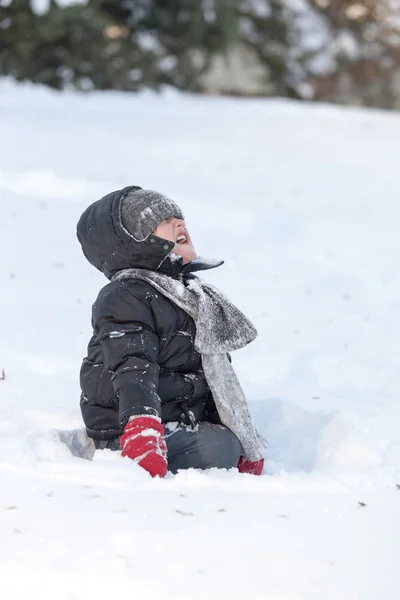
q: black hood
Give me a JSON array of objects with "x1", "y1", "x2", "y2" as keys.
[{"x1": 77, "y1": 186, "x2": 223, "y2": 279}]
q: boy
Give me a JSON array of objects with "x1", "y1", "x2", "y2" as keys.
[{"x1": 77, "y1": 186, "x2": 266, "y2": 477}]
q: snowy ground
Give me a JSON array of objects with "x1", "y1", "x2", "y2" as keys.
[{"x1": 0, "y1": 81, "x2": 399, "y2": 599}]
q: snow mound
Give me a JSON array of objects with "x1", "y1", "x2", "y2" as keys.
[{"x1": 1, "y1": 82, "x2": 399, "y2": 599}]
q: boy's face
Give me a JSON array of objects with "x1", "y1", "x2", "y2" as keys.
[{"x1": 154, "y1": 217, "x2": 197, "y2": 264}]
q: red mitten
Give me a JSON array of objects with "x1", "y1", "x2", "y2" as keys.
[
  {"x1": 237, "y1": 456, "x2": 264, "y2": 476},
  {"x1": 120, "y1": 416, "x2": 168, "y2": 478}
]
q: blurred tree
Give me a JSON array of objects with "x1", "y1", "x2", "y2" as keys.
[
  {"x1": 236, "y1": 0, "x2": 306, "y2": 98},
  {"x1": 0, "y1": 0, "x2": 121, "y2": 90},
  {"x1": 198, "y1": 1, "x2": 327, "y2": 99},
  {"x1": 0, "y1": 0, "x2": 239, "y2": 91},
  {"x1": 99, "y1": 0, "x2": 240, "y2": 90},
  {"x1": 307, "y1": 0, "x2": 400, "y2": 108},
  {"x1": 1, "y1": 0, "x2": 400, "y2": 108}
]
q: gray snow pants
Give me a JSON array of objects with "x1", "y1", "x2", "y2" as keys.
[{"x1": 94, "y1": 422, "x2": 242, "y2": 473}]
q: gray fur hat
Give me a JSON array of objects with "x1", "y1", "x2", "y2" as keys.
[{"x1": 121, "y1": 188, "x2": 184, "y2": 242}]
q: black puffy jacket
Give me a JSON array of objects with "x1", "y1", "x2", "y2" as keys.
[{"x1": 77, "y1": 186, "x2": 223, "y2": 441}]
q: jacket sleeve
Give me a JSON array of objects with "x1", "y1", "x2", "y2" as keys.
[{"x1": 93, "y1": 286, "x2": 161, "y2": 427}]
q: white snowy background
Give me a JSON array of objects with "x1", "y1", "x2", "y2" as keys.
[{"x1": 0, "y1": 80, "x2": 399, "y2": 599}]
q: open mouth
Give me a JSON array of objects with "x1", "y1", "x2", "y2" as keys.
[{"x1": 176, "y1": 234, "x2": 188, "y2": 244}]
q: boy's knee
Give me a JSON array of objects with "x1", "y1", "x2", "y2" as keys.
[
  {"x1": 167, "y1": 422, "x2": 242, "y2": 472},
  {"x1": 215, "y1": 426, "x2": 242, "y2": 469}
]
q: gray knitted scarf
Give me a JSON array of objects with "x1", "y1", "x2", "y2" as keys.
[{"x1": 112, "y1": 268, "x2": 267, "y2": 461}]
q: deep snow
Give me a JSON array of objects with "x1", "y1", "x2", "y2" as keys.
[{"x1": 0, "y1": 80, "x2": 399, "y2": 599}]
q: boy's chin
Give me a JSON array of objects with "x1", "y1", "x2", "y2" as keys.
[{"x1": 175, "y1": 246, "x2": 197, "y2": 264}]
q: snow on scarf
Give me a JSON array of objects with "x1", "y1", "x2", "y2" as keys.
[{"x1": 112, "y1": 268, "x2": 268, "y2": 461}]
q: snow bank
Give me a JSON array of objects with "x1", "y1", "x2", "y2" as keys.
[{"x1": 0, "y1": 81, "x2": 399, "y2": 599}]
